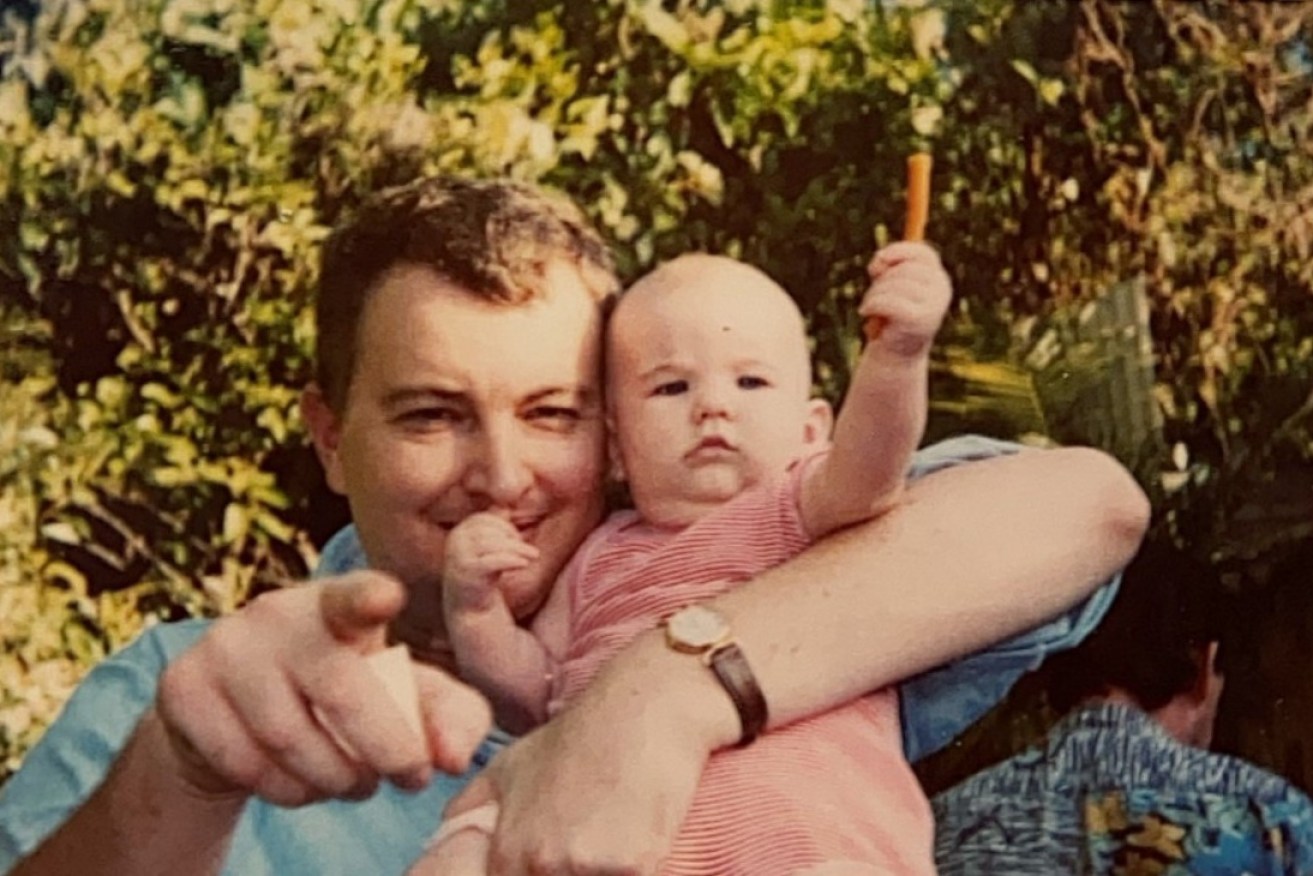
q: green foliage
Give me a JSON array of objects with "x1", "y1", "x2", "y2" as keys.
[{"x1": 3, "y1": 0, "x2": 1312, "y2": 779}]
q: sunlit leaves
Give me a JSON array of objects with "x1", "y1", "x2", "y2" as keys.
[{"x1": 4, "y1": 0, "x2": 1313, "y2": 780}]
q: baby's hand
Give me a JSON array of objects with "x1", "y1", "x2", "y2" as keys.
[
  {"x1": 860, "y1": 241, "x2": 952, "y2": 360},
  {"x1": 442, "y1": 512, "x2": 540, "y2": 615}
]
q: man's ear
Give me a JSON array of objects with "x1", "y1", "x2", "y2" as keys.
[
  {"x1": 1191, "y1": 640, "x2": 1222, "y2": 701},
  {"x1": 1184, "y1": 640, "x2": 1224, "y2": 748},
  {"x1": 802, "y1": 398, "x2": 834, "y2": 448},
  {"x1": 301, "y1": 384, "x2": 347, "y2": 495}
]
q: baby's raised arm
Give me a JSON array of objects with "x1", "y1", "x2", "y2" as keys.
[
  {"x1": 800, "y1": 242, "x2": 951, "y2": 539},
  {"x1": 442, "y1": 512, "x2": 563, "y2": 734}
]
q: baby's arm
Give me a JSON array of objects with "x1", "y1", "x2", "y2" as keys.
[
  {"x1": 406, "y1": 806, "x2": 499, "y2": 876},
  {"x1": 801, "y1": 242, "x2": 951, "y2": 539},
  {"x1": 443, "y1": 512, "x2": 559, "y2": 735}
]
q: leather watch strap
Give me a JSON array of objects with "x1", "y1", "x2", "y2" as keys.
[{"x1": 707, "y1": 642, "x2": 768, "y2": 747}]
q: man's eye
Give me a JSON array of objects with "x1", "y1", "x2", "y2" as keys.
[
  {"x1": 652, "y1": 380, "x2": 688, "y2": 397},
  {"x1": 737, "y1": 375, "x2": 769, "y2": 389},
  {"x1": 528, "y1": 406, "x2": 581, "y2": 422},
  {"x1": 402, "y1": 407, "x2": 461, "y2": 425}
]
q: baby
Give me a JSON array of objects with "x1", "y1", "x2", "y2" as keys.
[{"x1": 410, "y1": 242, "x2": 951, "y2": 874}]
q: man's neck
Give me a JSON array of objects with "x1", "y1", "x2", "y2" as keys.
[{"x1": 1091, "y1": 689, "x2": 1204, "y2": 748}]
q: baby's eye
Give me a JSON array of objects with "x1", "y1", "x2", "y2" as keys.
[
  {"x1": 652, "y1": 380, "x2": 689, "y2": 397},
  {"x1": 737, "y1": 375, "x2": 769, "y2": 389}
]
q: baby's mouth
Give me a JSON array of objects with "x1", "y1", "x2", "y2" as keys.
[{"x1": 686, "y1": 435, "x2": 736, "y2": 459}]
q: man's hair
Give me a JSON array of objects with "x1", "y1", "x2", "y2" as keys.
[
  {"x1": 1046, "y1": 539, "x2": 1230, "y2": 714},
  {"x1": 315, "y1": 176, "x2": 620, "y2": 411}
]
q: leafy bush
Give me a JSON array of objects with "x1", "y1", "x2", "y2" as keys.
[{"x1": 3, "y1": 0, "x2": 1312, "y2": 782}]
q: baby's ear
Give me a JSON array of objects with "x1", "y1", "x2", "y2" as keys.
[{"x1": 802, "y1": 399, "x2": 834, "y2": 448}]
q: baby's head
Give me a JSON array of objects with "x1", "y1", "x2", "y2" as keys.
[{"x1": 606, "y1": 254, "x2": 833, "y2": 528}]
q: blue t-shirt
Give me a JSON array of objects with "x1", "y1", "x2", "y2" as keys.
[{"x1": 0, "y1": 436, "x2": 1118, "y2": 876}]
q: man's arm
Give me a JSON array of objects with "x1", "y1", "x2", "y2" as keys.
[
  {"x1": 11, "y1": 574, "x2": 492, "y2": 876},
  {"x1": 721, "y1": 445, "x2": 1146, "y2": 733},
  {"x1": 10, "y1": 710, "x2": 246, "y2": 876},
  {"x1": 461, "y1": 444, "x2": 1149, "y2": 872}
]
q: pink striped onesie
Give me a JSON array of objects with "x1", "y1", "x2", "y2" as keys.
[{"x1": 545, "y1": 455, "x2": 935, "y2": 875}]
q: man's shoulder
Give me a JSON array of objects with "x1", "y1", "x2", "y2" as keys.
[
  {"x1": 932, "y1": 736, "x2": 1049, "y2": 816},
  {"x1": 0, "y1": 618, "x2": 214, "y2": 871},
  {"x1": 939, "y1": 703, "x2": 1311, "y2": 805},
  {"x1": 1184, "y1": 743, "x2": 1313, "y2": 811},
  {"x1": 316, "y1": 525, "x2": 368, "y2": 576},
  {"x1": 1082, "y1": 704, "x2": 1308, "y2": 806}
]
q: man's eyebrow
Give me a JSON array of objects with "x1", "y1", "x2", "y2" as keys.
[
  {"x1": 380, "y1": 387, "x2": 466, "y2": 408},
  {"x1": 525, "y1": 385, "x2": 600, "y2": 406}
]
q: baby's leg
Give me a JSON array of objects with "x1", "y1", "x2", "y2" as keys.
[{"x1": 405, "y1": 802, "x2": 500, "y2": 876}]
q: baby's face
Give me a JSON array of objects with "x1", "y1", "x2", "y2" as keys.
[{"x1": 607, "y1": 256, "x2": 830, "y2": 528}]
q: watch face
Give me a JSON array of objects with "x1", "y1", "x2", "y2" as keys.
[{"x1": 667, "y1": 605, "x2": 729, "y2": 650}]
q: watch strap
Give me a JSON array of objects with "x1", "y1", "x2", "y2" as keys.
[{"x1": 707, "y1": 642, "x2": 768, "y2": 747}]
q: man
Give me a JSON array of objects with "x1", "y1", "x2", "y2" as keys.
[
  {"x1": 2, "y1": 176, "x2": 1148, "y2": 875},
  {"x1": 933, "y1": 540, "x2": 1313, "y2": 875}
]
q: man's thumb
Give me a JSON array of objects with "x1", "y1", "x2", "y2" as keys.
[{"x1": 320, "y1": 571, "x2": 406, "y2": 644}]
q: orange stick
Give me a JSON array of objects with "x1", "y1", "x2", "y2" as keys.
[
  {"x1": 865, "y1": 153, "x2": 933, "y2": 340},
  {"x1": 903, "y1": 153, "x2": 933, "y2": 242}
]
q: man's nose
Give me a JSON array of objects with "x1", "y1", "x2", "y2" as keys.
[{"x1": 464, "y1": 422, "x2": 533, "y2": 505}]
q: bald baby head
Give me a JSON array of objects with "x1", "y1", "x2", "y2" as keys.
[
  {"x1": 604, "y1": 253, "x2": 832, "y2": 528},
  {"x1": 608, "y1": 253, "x2": 814, "y2": 396}
]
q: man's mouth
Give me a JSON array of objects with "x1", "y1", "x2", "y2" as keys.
[
  {"x1": 510, "y1": 516, "x2": 545, "y2": 541},
  {"x1": 436, "y1": 514, "x2": 546, "y2": 540}
]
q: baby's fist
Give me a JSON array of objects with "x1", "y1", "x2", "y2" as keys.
[
  {"x1": 860, "y1": 241, "x2": 952, "y2": 359},
  {"x1": 442, "y1": 512, "x2": 539, "y2": 613}
]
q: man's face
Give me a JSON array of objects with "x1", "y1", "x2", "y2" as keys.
[{"x1": 309, "y1": 261, "x2": 607, "y2": 636}]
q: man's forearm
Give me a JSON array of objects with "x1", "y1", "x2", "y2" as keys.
[
  {"x1": 12, "y1": 710, "x2": 245, "y2": 876},
  {"x1": 605, "y1": 446, "x2": 1149, "y2": 752}
]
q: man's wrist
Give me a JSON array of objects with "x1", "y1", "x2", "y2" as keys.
[
  {"x1": 599, "y1": 628, "x2": 744, "y2": 754},
  {"x1": 142, "y1": 707, "x2": 251, "y2": 804}
]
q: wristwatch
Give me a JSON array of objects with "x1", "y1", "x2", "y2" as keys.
[{"x1": 662, "y1": 605, "x2": 768, "y2": 747}]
